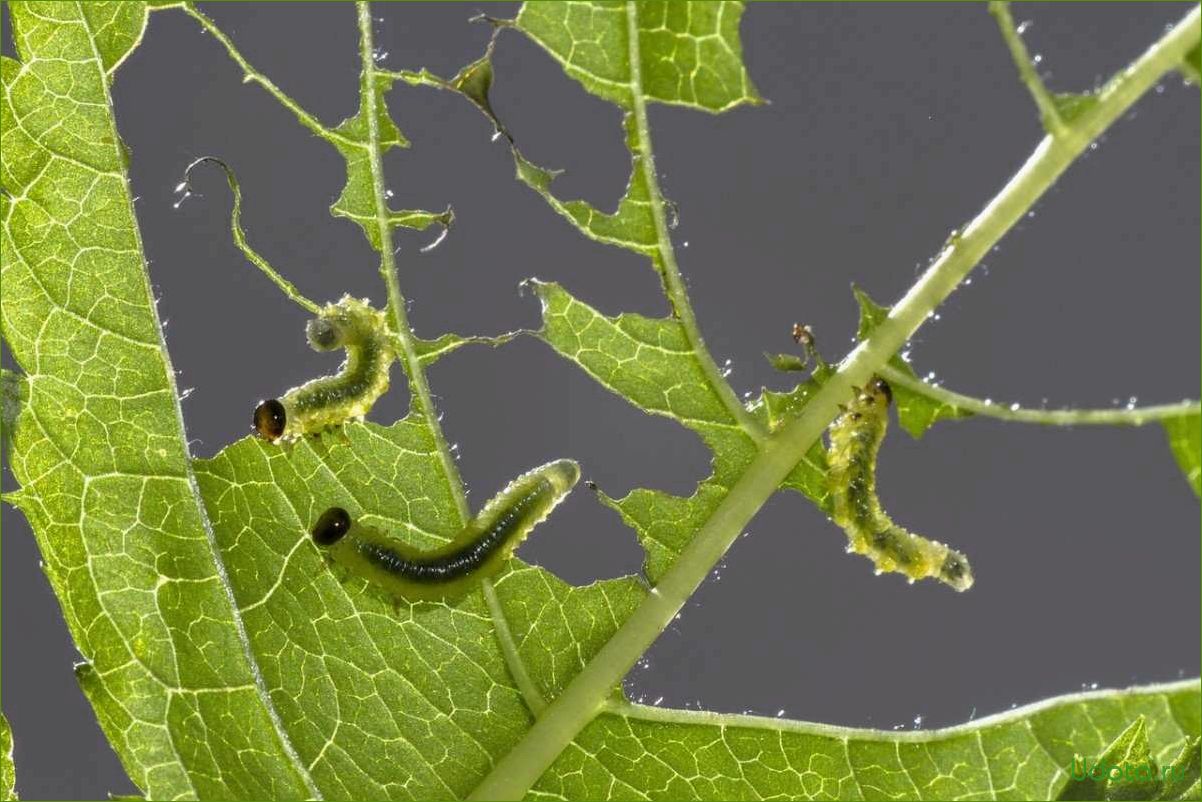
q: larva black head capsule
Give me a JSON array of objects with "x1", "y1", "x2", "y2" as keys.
[
  {"x1": 254, "y1": 399, "x2": 287, "y2": 440},
  {"x1": 869, "y1": 376, "x2": 892, "y2": 405},
  {"x1": 312, "y1": 507, "x2": 352, "y2": 546},
  {"x1": 306, "y1": 317, "x2": 343, "y2": 351}
]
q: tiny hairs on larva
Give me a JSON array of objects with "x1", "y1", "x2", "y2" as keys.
[
  {"x1": 254, "y1": 295, "x2": 395, "y2": 443},
  {"x1": 312, "y1": 459, "x2": 581, "y2": 602},
  {"x1": 827, "y1": 377, "x2": 974, "y2": 591}
]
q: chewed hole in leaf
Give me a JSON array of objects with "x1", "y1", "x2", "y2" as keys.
[
  {"x1": 489, "y1": 36, "x2": 632, "y2": 208},
  {"x1": 433, "y1": 342, "x2": 714, "y2": 500},
  {"x1": 517, "y1": 485, "x2": 646, "y2": 585}
]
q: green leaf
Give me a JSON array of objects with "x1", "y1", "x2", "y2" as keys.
[
  {"x1": 514, "y1": 112, "x2": 662, "y2": 256},
  {"x1": 1163, "y1": 412, "x2": 1201, "y2": 498},
  {"x1": 185, "y1": 5, "x2": 453, "y2": 254},
  {"x1": 1053, "y1": 92, "x2": 1101, "y2": 126},
  {"x1": 7, "y1": 4, "x2": 1200, "y2": 799},
  {"x1": 1059, "y1": 715, "x2": 1192, "y2": 801},
  {"x1": 411, "y1": 2, "x2": 760, "y2": 256},
  {"x1": 515, "y1": 1, "x2": 762, "y2": 113},
  {"x1": 460, "y1": 0, "x2": 827, "y2": 583},
  {"x1": 533, "y1": 280, "x2": 828, "y2": 581},
  {"x1": 0, "y1": 713, "x2": 15, "y2": 801},
  {"x1": 393, "y1": 45, "x2": 511, "y2": 143},
  {"x1": 191, "y1": 420, "x2": 646, "y2": 799},
  {"x1": 497, "y1": 3, "x2": 763, "y2": 251},
  {"x1": 765, "y1": 352, "x2": 810, "y2": 372},
  {"x1": 849, "y1": 289, "x2": 1200, "y2": 491},
  {"x1": 0, "y1": 3, "x2": 325, "y2": 797},
  {"x1": 1159, "y1": 737, "x2": 1201, "y2": 800},
  {"x1": 328, "y1": 71, "x2": 454, "y2": 249},
  {"x1": 750, "y1": 362, "x2": 835, "y2": 437},
  {"x1": 532, "y1": 681, "x2": 1200, "y2": 801},
  {"x1": 1099, "y1": 717, "x2": 1160, "y2": 800},
  {"x1": 414, "y1": 330, "x2": 523, "y2": 366},
  {"x1": 2, "y1": 4, "x2": 648, "y2": 796},
  {"x1": 1181, "y1": 43, "x2": 1201, "y2": 85},
  {"x1": 1, "y1": 369, "x2": 24, "y2": 462},
  {"x1": 2, "y1": 4, "x2": 651, "y2": 797},
  {"x1": 852, "y1": 287, "x2": 975, "y2": 438}
]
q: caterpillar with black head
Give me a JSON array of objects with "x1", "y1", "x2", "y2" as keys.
[
  {"x1": 828, "y1": 377, "x2": 974, "y2": 591},
  {"x1": 311, "y1": 459, "x2": 580, "y2": 601},
  {"x1": 254, "y1": 295, "x2": 394, "y2": 443}
]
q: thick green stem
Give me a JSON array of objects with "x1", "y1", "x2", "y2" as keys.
[
  {"x1": 879, "y1": 365, "x2": 1200, "y2": 427},
  {"x1": 467, "y1": 7, "x2": 1200, "y2": 798},
  {"x1": 355, "y1": 1, "x2": 470, "y2": 524},
  {"x1": 623, "y1": 1, "x2": 763, "y2": 438}
]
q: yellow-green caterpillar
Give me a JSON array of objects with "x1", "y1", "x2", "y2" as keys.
[
  {"x1": 254, "y1": 295, "x2": 394, "y2": 443},
  {"x1": 828, "y1": 377, "x2": 974, "y2": 591},
  {"x1": 311, "y1": 459, "x2": 580, "y2": 601}
]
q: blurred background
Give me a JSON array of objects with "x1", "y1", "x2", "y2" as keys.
[{"x1": 2, "y1": 3, "x2": 1199, "y2": 798}]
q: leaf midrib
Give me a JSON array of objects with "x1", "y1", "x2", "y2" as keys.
[
  {"x1": 621, "y1": 0, "x2": 765, "y2": 440},
  {"x1": 72, "y1": 3, "x2": 323, "y2": 796},
  {"x1": 355, "y1": 0, "x2": 472, "y2": 527}
]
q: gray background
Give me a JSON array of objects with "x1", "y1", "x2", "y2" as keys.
[{"x1": 2, "y1": 2, "x2": 1199, "y2": 799}]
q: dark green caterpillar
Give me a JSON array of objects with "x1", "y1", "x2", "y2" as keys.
[
  {"x1": 311, "y1": 459, "x2": 580, "y2": 601},
  {"x1": 254, "y1": 295, "x2": 394, "y2": 443},
  {"x1": 827, "y1": 377, "x2": 974, "y2": 591}
]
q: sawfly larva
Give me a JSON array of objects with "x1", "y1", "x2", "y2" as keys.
[
  {"x1": 254, "y1": 295, "x2": 394, "y2": 443},
  {"x1": 311, "y1": 459, "x2": 580, "y2": 601},
  {"x1": 828, "y1": 377, "x2": 974, "y2": 591}
]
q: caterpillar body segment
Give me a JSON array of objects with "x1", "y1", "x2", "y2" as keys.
[
  {"x1": 254, "y1": 295, "x2": 394, "y2": 443},
  {"x1": 827, "y1": 377, "x2": 973, "y2": 591},
  {"x1": 311, "y1": 459, "x2": 581, "y2": 601}
]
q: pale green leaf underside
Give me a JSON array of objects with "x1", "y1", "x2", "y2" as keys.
[
  {"x1": 1, "y1": 3, "x2": 317, "y2": 797},
  {"x1": 852, "y1": 287, "x2": 974, "y2": 439},
  {"x1": 489, "y1": 1, "x2": 829, "y2": 585},
  {"x1": 1058, "y1": 715, "x2": 1200, "y2": 801},
  {"x1": 1163, "y1": 413, "x2": 1201, "y2": 498},
  {"x1": 415, "y1": 0, "x2": 803, "y2": 587},
  {"x1": 4, "y1": 3, "x2": 1199, "y2": 801},
  {"x1": 193, "y1": 419, "x2": 644, "y2": 799},
  {"x1": 505, "y1": 1, "x2": 758, "y2": 251},
  {"x1": 2, "y1": 8, "x2": 643, "y2": 798},
  {"x1": 532, "y1": 682, "x2": 1200, "y2": 802},
  {"x1": 515, "y1": 0, "x2": 762, "y2": 113},
  {"x1": 534, "y1": 280, "x2": 827, "y2": 582},
  {"x1": 1181, "y1": 43, "x2": 1201, "y2": 84},
  {"x1": 415, "y1": 330, "x2": 522, "y2": 366},
  {"x1": 363, "y1": 0, "x2": 831, "y2": 587},
  {"x1": 328, "y1": 71, "x2": 452, "y2": 251},
  {"x1": 0, "y1": 713, "x2": 15, "y2": 801}
]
